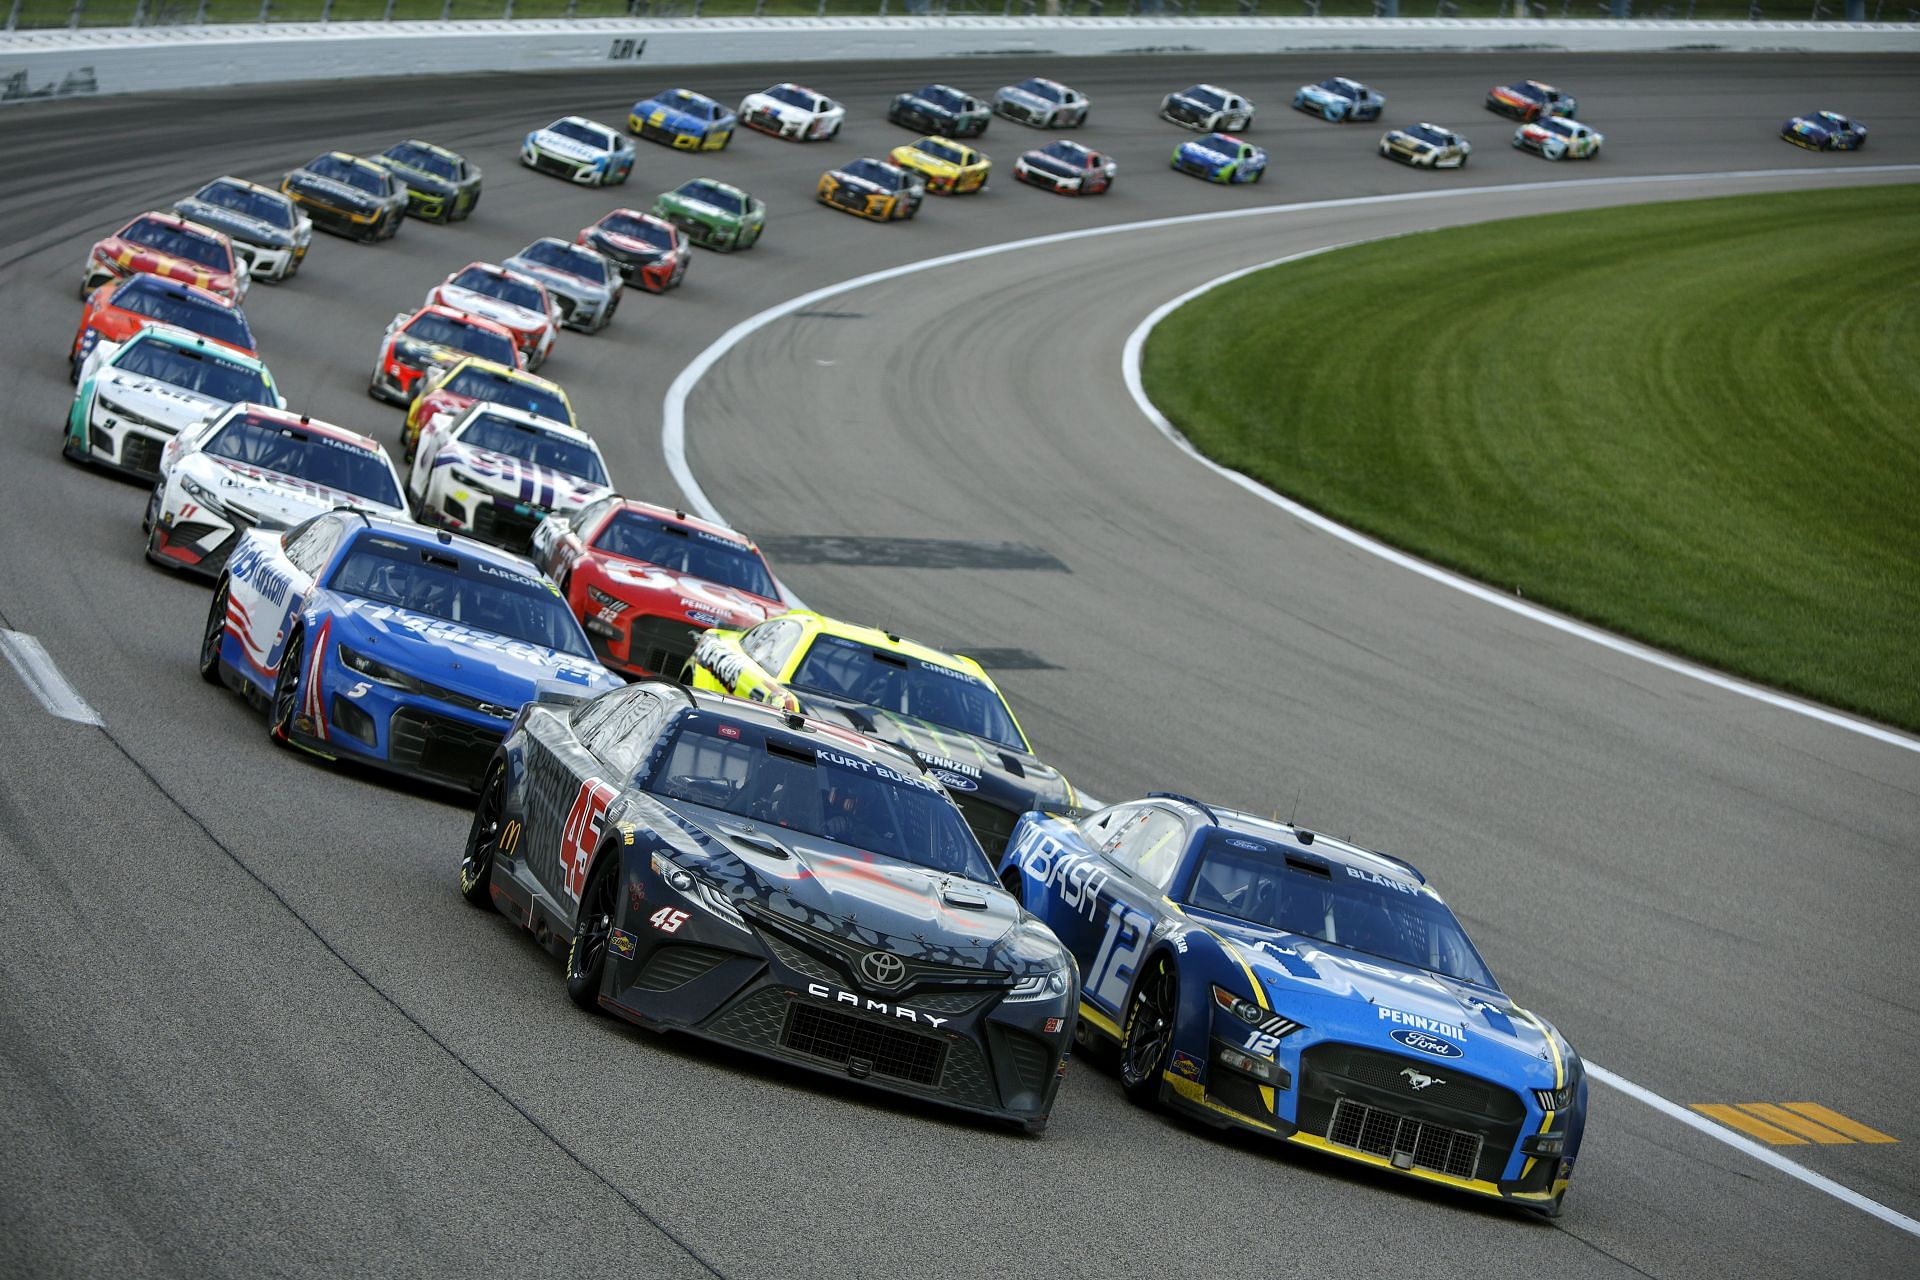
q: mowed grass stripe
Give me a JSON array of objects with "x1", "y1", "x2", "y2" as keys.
[{"x1": 1143, "y1": 185, "x2": 1920, "y2": 732}]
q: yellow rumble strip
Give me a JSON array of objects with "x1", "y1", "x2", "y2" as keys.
[{"x1": 1692, "y1": 1102, "x2": 1896, "y2": 1145}]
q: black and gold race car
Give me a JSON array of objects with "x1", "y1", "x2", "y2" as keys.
[
  {"x1": 368, "y1": 139, "x2": 482, "y2": 223},
  {"x1": 816, "y1": 156, "x2": 925, "y2": 222},
  {"x1": 459, "y1": 680, "x2": 1080, "y2": 1132}
]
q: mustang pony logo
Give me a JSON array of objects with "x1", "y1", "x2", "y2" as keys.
[{"x1": 1400, "y1": 1067, "x2": 1445, "y2": 1091}]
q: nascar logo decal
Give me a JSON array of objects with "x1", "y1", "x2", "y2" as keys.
[{"x1": 1391, "y1": 1028, "x2": 1463, "y2": 1059}]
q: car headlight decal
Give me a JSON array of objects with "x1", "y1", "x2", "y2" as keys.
[
  {"x1": 339, "y1": 642, "x2": 427, "y2": 693},
  {"x1": 650, "y1": 849, "x2": 748, "y2": 931},
  {"x1": 1004, "y1": 967, "x2": 1071, "y2": 1002},
  {"x1": 1211, "y1": 983, "x2": 1304, "y2": 1038}
]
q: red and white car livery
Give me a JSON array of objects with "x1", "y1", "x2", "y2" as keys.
[
  {"x1": 1013, "y1": 139, "x2": 1116, "y2": 195},
  {"x1": 425, "y1": 262, "x2": 559, "y2": 371},
  {"x1": 576, "y1": 209, "x2": 689, "y2": 294},
  {"x1": 81, "y1": 211, "x2": 251, "y2": 303},
  {"x1": 738, "y1": 82, "x2": 845, "y2": 140},
  {"x1": 407, "y1": 402, "x2": 612, "y2": 554},
  {"x1": 145, "y1": 404, "x2": 409, "y2": 579},
  {"x1": 369, "y1": 304, "x2": 522, "y2": 407},
  {"x1": 530, "y1": 495, "x2": 785, "y2": 679}
]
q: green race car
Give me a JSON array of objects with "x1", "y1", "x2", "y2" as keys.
[
  {"x1": 649, "y1": 178, "x2": 765, "y2": 252},
  {"x1": 369, "y1": 139, "x2": 482, "y2": 223}
]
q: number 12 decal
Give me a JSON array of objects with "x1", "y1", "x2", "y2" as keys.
[{"x1": 1088, "y1": 904, "x2": 1149, "y2": 1013}]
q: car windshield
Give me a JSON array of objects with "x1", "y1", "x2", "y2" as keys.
[
  {"x1": 1537, "y1": 118, "x2": 1575, "y2": 138},
  {"x1": 598, "y1": 213, "x2": 674, "y2": 247},
  {"x1": 191, "y1": 181, "x2": 294, "y2": 229},
  {"x1": 517, "y1": 241, "x2": 607, "y2": 282},
  {"x1": 677, "y1": 181, "x2": 743, "y2": 214},
  {"x1": 917, "y1": 140, "x2": 966, "y2": 165},
  {"x1": 1197, "y1": 134, "x2": 1238, "y2": 152},
  {"x1": 765, "y1": 84, "x2": 814, "y2": 110},
  {"x1": 1041, "y1": 141, "x2": 1089, "y2": 163},
  {"x1": 1180, "y1": 87, "x2": 1225, "y2": 110},
  {"x1": 306, "y1": 155, "x2": 385, "y2": 194},
  {"x1": 449, "y1": 267, "x2": 544, "y2": 312},
  {"x1": 649, "y1": 721, "x2": 993, "y2": 881},
  {"x1": 113, "y1": 339, "x2": 268, "y2": 404},
  {"x1": 329, "y1": 534, "x2": 592, "y2": 657},
  {"x1": 1510, "y1": 82, "x2": 1547, "y2": 101},
  {"x1": 1185, "y1": 832, "x2": 1497, "y2": 988},
  {"x1": 594, "y1": 511, "x2": 777, "y2": 597},
  {"x1": 1016, "y1": 78, "x2": 1065, "y2": 101},
  {"x1": 204, "y1": 413, "x2": 402, "y2": 507},
  {"x1": 120, "y1": 216, "x2": 230, "y2": 270},
  {"x1": 789, "y1": 634, "x2": 1026, "y2": 750},
  {"x1": 1405, "y1": 124, "x2": 1448, "y2": 145},
  {"x1": 1318, "y1": 78, "x2": 1358, "y2": 98},
  {"x1": 443, "y1": 369, "x2": 568, "y2": 423},
  {"x1": 384, "y1": 141, "x2": 458, "y2": 179},
  {"x1": 456, "y1": 412, "x2": 607, "y2": 485},
  {"x1": 548, "y1": 120, "x2": 610, "y2": 149},
  {"x1": 403, "y1": 313, "x2": 517, "y2": 365},
  {"x1": 840, "y1": 159, "x2": 898, "y2": 186},
  {"x1": 919, "y1": 85, "x2": 966, "y2": 111},
  {"x1": 657, "y1": 90, "x2": 708, "y2": 111},
  {"x1": 112, "y1": 279, "x2": 254, "y2": 350}
]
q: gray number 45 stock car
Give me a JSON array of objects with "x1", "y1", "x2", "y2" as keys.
[{"x1": 460, "y1": 681, "x2": 1080, "y2": 1132}]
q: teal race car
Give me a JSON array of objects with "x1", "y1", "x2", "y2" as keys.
[
  {"x1": 368, "y1": 139, "x2": 482, "y2": 223},
  {"x1": 650, "y1": 178, "x2": 765, "y2": 252}
]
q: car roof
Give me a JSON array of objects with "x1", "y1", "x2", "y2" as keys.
[
  {"x1": 219, "y1": 403, "x2": 383, "y2": 452},
  {"x1": 1137, "y1": 795, "x2": 1431, "y2": 888},
  {"x1": 452, "y1": 400, "x2": 596, "y2": 446},
  {"x1": 111, "y1": 272, "x2": 236, "y2": 307},
  {"x1": 791, "y1": 611, "x2": 995, "y2": 683},
  {"x1": 550, "y1": 115, "x2": 616, "y2": 136},
  {"x1": 345, "y1": 512, "x2": 546, "y2": 578},
  {"x1": 439, "y1": 355, "x2": 566, "y2": 395},
  {"x1": 120, "y1": 323, "x2": 269, "y2": 370},
  {"x1": 410, "y1": 303, "x2": 514, "y2": 333},
  {"x1": 606, "y1": 496, "x2": 757, "y2": 548},
  {"x1": 395, "y1": 138, "x2": 459, "y2": 158},
  {"x1": 203, "y1": 175, "x2": 288, "y2": 199}
]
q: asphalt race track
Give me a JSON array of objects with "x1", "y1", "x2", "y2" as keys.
[{"x1": 2, "y1": 51, "x2": 1917, "y2": 1280}]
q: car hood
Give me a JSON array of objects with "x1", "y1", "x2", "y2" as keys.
[
  {"x1": 640, "y1": 105, "x2": 713, "y2": 129},
  {"x1": 661, "y1": 193, "x2": 740, "y2": 222},
  {"x1": 589, "y1": 556, "x2": 780, "y2": 628},
  {"x1": 1180, "y1": 142, "x2": 1234, "y2": 163},
  {"x1": 589, "y1": 229, "x2": 671, "y2": 261},
  {"x1": 1387, "y1": 131, "x2": 1437, "y2": 149},
  {"x1": 185, "y1": 453, "x2": 399, "y2": 527},
  {"x1": 97, "y1": 239, "x2": 233, "y2": 285},
  {"x1": 435, "y1": 287, "x2": 544, "y2": 330},
  {"x1": 1020, "y1": 152, "x2": 1081, "y2": 178},
  {"x1": 173, "y1": 200, "x2": 295, "y2": 247},
  {"x1": 333, "y1": 597, "x2": 612, "y2": 695},
  {"x1": 530, "y1": 131, "x2": 610, "y2": 163},
  {"x1": 97, "y1": 369, "x2": 229, "y2": 431},
  {"x1": 745, "y1": 95, "x2": 809, "y2": 118},
  {"x1": 1201, "y1": 918, "x2": 1566, "y2": 1086},
  {"x1": 438, "y1": 443, "x2": 610, "y2": 512},
  {"x1": 999, "y1": 86, "x2": 1049, "y2": 107},
  {"x1": 286, "y1": 171, "x2": 381, "y2": 209},
  {"x1": 502, "y1": 258, "x2": 611, "y2": 299}
]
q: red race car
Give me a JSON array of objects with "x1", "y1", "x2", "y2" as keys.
[
  {"x1": 80, "y1": 211, "x2": 250, "y2": 303},
  {"x1": 70, "y1": 273, "x2": 256, "y2": 381},
  {"x1": 368, "y1": 303, "x2": 522, "y2": 407},
  {"x1": 576, "y1": 209, "x2": 689, "y2": 294},
  {"x1": 424, "y1": 262, "x2": 558, "y2": 371},
  {"x1": 1013, "y1": 139, "x2": 1117, "y2": 195},
  {"x1": 530, "y1": 496, "x2": 783, "y2": 679}
]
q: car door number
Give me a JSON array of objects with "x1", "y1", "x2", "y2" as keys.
[
  {"x1": 1088, "y1": 903, "x2": 1149, "y2": 1012},
  {"x1": 559, "y1": 776, "x2": 618, "y2": 901}
]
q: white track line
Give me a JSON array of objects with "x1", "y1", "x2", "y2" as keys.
[{"x1": 0, "y1": 629, "x2": 102, "y2": 726}]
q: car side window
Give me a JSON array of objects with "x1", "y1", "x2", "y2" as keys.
[
  {"x1": 597, "y1": 692, "x2": 669, "y2": 779},
  {"x1": 743, "y1": 618, "x2": 802, "y2": 671},
  {"x1": 1103, "y1": 806, "x2": 1187, "y2": 889},
  {"x1": 284, "y1": 514, "x2": 344, "y2": 577}
]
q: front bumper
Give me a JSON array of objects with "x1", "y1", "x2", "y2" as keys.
[
  {"x1": 230, "y1": 237, "x2": 303, "y2": 281},
  {"x1": 419, "y1": 479, "x2": 553, "y2": 555},
  {"x1": 523, "y1": 146, "x2": 608, "y2": 186},
  {"x1": 817, "y1": 182, "x2": 900, "y2": 222},
  {"x1": 67, "y1": 396, "x2": 178, "y2": 482},
  {"x1": 632, "y1": 117, "x2": 729, "y2": 150},
  {"x1": 580, "y1": 602, "x2": 704, "y2": 679},
  {"x1": 294, "y1": 198, "x2": 385, "y2": 239},
  {"x1": 1013, "y1": 163, "x2": 1084, "y2": 195},
  {"x1": 291, "y1": 640, "x2": 514, "y2": 791}
]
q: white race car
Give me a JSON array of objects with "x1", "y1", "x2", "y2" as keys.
[
  {"x1": 425, "y1": 262, "x2": 559, "y2": 371},
  {"x1": 174, "y1": 176, "x2": 313, "y2": 283},
  {"x1": 145, "y1": 403, "x2": 409, "y2": 578},
  {"x1": 408, "y1": 402, "x2": 614, "y2": 554},
  {"x1": 1161, "y1": 83, "x2": 1255, "y2": 133},
  {"x1": 1379, "y1": 122, "x2": 1472, "y2": 168},
  {"x1": 739, "y1": 83, "x2": 845, "y2": 140},
  {"x1": 1514, "y1": 116, "x2": 1604, "y2": 161},
  {"x1": 993, "y1": 77, "x2": 1090, "y2": 128}
]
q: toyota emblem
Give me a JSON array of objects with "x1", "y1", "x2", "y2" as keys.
[{"x1": 860, "y1": 950, "x2": 906, "y2": 988}]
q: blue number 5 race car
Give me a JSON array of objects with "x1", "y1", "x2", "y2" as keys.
[{"x1": 1000, "y1": 793, "x2": 1585, "y2": 1216}]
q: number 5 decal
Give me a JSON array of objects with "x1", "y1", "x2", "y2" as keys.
[
  {"x1": 1088, "y1": 904, "x2": 1149, "y2": 1014},
  {"x1": 559, "y1": 777, "x2": 618, "y2": 901}
]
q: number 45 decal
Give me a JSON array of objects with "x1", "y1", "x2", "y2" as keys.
[
  {"x1": 559, "y1": 777, "x2": 618, "y2": 901},
  {"x1": 649, "y1": 908, "x2": 689, "y2": 933}
]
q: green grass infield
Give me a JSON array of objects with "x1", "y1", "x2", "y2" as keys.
[{"x1": 1143, "y1": 184, "x2": 1920, "y2": 733}]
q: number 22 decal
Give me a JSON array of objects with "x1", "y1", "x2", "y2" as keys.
[{"x1": 1088, "y1": 904, "x2": 1149, "y2": 1013}]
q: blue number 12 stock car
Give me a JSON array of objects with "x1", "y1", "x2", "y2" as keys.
[{"x1": 1000, "y1": 792, "x2": 1584, "y2": 1215}]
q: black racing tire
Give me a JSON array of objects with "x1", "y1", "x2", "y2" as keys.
[
  {"x1": 459, "y1": 762, "x2": 507, "y2": 910},
  {"x1": 141, "y1": 483, "x2": 161, "y2": 536},
  {"x1": 1119, "y1": 953, "x2": 1178, "y2": 1106},
  {"x1": 565, "y1": 847, "x2": 620, "y2": 1012},
  {"x1": 198, "y1": 581, "x2": 230, "y2": 685},
  {"x1": 268, "y1": 625, "x2": 305, "y2": 744}
]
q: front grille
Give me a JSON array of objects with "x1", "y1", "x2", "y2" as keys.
[
  {"x1": 472, "y1": 501, "x2": 542, "y2": 553},
  {"x1": 1328, "y1": 1098, "x2": 1483, "y2": 1181},
  {"x1": 530, "y1": 151, "x2": 582, "y2": 178},
  {"x1": 1021, "y1": 169, "x2": 1064, "y2": 191},
  {"x1": 747, "y1": 907, "x2": 1009, "y2": 999},
  {"x1": 1000, "y1": 102, "x2": 1037, "y2": 123},
  {"x1": 120, "y1": 433, "x2": 165, "y2": 478},
  {"x1": 953, "y1": 793, "x2": 1019, "y2": 860},
  {"x1": 1297, "y1": 1043, "x2": 1524, "y2": 1180},
  {"x1": 387, "y1": 708, "x2": 502, "y2": 787},
  {"x1": 635, "y1": 943, "x2": 733, "y2": 992},
  {"x1": 825, "y1": 186, "x2": 872, "y2": 213},
  {"x1": 1166, "y1": 105, "x2": 1203, "y2": 125},
  {"x1": 760, "y1": 930, "x2": 841, "y2": 986},
  {"x1": 1000, "y1": 1028, "x2": 1054, "y2": 1094},
  {"x1": 1177, "y1": 157, "x2": 1213, "y2": 177},
  {"x1": 626, "y1": 614, "x2": 700, "y2": 678},
  {"x1": 748, "y1": 108, "x2": 783, "y2": 129},
  {"x1": 782, "y1": 1003, "x2": 946, "y2": 1087},
  {"x1": 1208, "y1": 1065, "x2": 1273, "y2": 1121}
]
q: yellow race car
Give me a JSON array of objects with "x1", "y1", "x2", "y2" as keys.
[
  {"x1": 816, "y1": 157, "x2": 926, "y2": 222},
  {"x1": 683, "y1": 610, "x2": 1076, "y2": 855},
  {"x1": 887, "y1": 135, "x2": 991, "y2": 195},
  {"x1": 402, "y1": 355, "x2": 576, "y2": 460}
]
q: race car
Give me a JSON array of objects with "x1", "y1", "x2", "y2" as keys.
[
  {"x1": 1014, "y1": 140, "x2": 1115, "y2": 195},
  {"x1": 530, "y1": 495, "x2": 784, "y2": 679},
  {"x1": 650, "y1": 179, "x2": 765, "y2": 252},
  {"x1": 281, "y1": 151, "x2": 407, "y2": 242},
  {"x1": 402, "y1": 356, "x2": 575, "y2": 461},
  {"x1": 368, "y1": 139, "x2": 482, "y2": 223},
  {"x1": 71, "y1": 273, "x2": 256, "y2": 381},
  {"x1": 521, "y1": 116, "x2": 635, "y2": 187},
  {"x1": 629, "y1": 88, "x2": 737, "y2": 151},
  {"x1": 1292, "y1": 77, "x2": 1385, "y2": 123},
  {"x1": 1379, "y1": 122, "x2": 1472, "y2": 169},
  {"x1": 888, "y1": 84, "x2": 991, "y2": 138},
  {"x1": 200, "y1": 509, "x2": 620, "y2": 790},
  {"x1": 1486, "y1": 80, "x2": 1577, "y2": 123},
  {"x1": 888, "y1": 136, "x2": 990, "y2": 195},
  {"x1": 993, "y1": 77, "x2": 1090, "y2": 129},
  {"x1": 502, "y1": 239, "x2": 623, "y2": 334},
  {"x1": 1513, "y1": 117, "x2": 1603, "y2": 161},
  {"x1": 739, "y1": 82, "x2": 844, "y2": 141},
  {"x1": 407, "y1": 402, "x2": 614, "y2": 553},
  {"x1": 1161, "y1": 84, "x2": 1255, "y2": 133},
  {"x1": 425, "y1": 262, "x2": 559, "y2": 371},
  {"x1": 577, "y1": 209, "x2": 689, "y2": 294},
  {"x1": 999, "y1": 795, "x2": 1586, "y2": 1216},
  {"x1": 173, "y1": 177, "x2": 311, "y2": 283},
  {"x1": 1172, "y1": 133, "x2": 1267, "y2": 184},
  {"x1": 683, "y1": 611, "x2": 1076, "y2": 857},
  {"x1": 144, "y1": 403, "x2": 410, "y2": 579},
  {"x1": 368, "y1": 304, "x2": 522, "y2": 407},
  {"x1": 815, "y1": 157, "x2": 924, "y2": 222},
  {"x1": 1781, "y1": 110, "x2": 1867, "y2": 151},
  {"x1": 65, "y1": 325, "x2": 280, "y2": 483},
  {"x1": 79, "y1": 211, "x2": 249, "y2": 303},
  {"x1": 456, "y1": 680, "x2": 1078, "y2": 1132}
]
